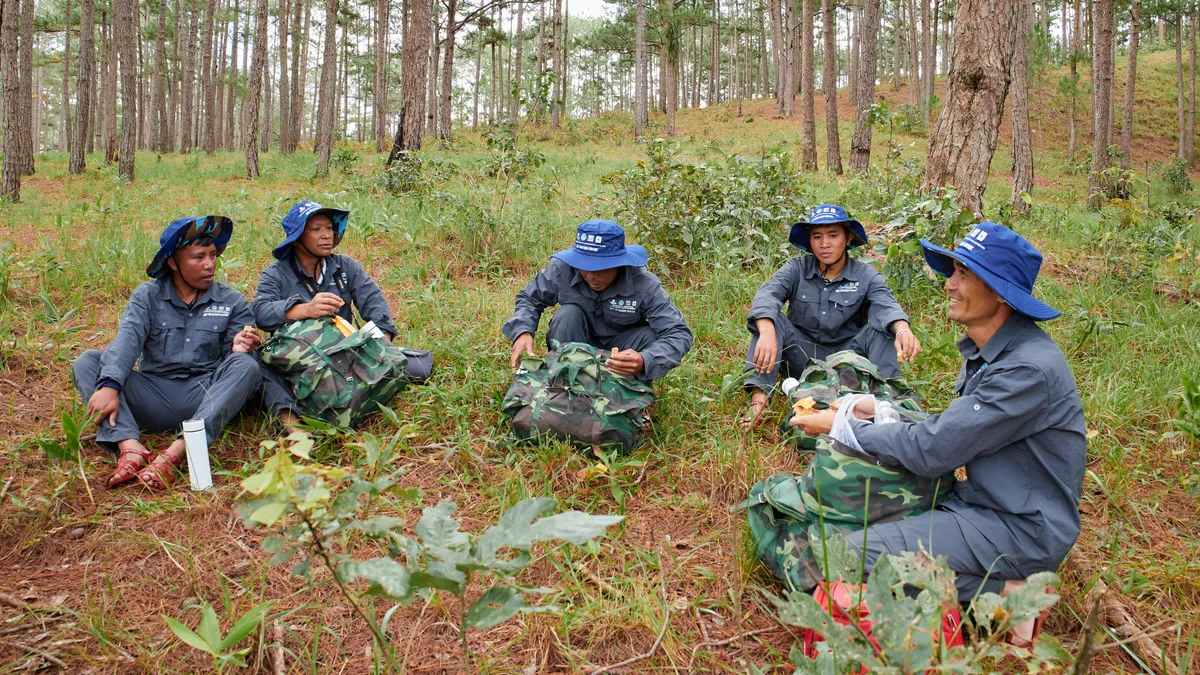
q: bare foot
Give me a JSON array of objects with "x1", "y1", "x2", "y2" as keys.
[
  {"x1": 741, "y1": 389, "x2": 770, "y2": 429},
  {"x1": 279, "y1": 410, "x2": 303, "y2": 436},
  {"x1": 106, "y1": 439, "x2": 153, "y2": 488}
]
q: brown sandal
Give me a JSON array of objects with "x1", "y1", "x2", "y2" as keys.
[
  {"x1": 136, "y1": 452, "x2": 185, "y2": 491},
  {"x1": 1006, "y1": 608, "x2": 1049, "y2": 649},
  {"x1": 106, "y1": 445, "x2": 155, "y2": 488},
  {"x1": 741, "y1": 398, "x2": 770, "y2": 429}
]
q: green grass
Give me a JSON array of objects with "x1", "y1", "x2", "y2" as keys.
[{"x1": 1, "y1": 91, "x2": 1199, "y2": 673}]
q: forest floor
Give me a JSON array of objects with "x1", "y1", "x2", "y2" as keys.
[{"x1": 2, "y1": 54, "x2": 1200, "y2": 673}]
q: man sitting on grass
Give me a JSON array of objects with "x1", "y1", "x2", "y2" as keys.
[
  {"x1": 72, "y1": 216, "x2": 262, "y2": 490},
  {"x1": 790, "y1": 222, "x2": 1086, "y2": 646},
  {"x1": 503, "y1": 220, "x2": 693, "y2": 382}
]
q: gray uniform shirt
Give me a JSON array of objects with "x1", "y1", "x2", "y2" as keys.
[
  {"x1": 747, "y1": 255, "x2": 909, "y2": 343},
  {"x1": 252, "y1": 253, "x2": 398, "y2": 338},
  {"x1": 852, "y1": 313, "x2": 1087, "y2": 572},
  {"x1": 501, "y1": 258, "x2": 694, "y2": 381},
  {"x1": 98, "y1": 277, "x2": 255, "y2": 384}
]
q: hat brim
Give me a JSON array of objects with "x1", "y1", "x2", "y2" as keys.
[
  {"x1": 789, "y1": 219, "x2": 868, "y2": 251},
  {"x1": 146, "y1": 216, "x2": 233, "y2": 279},
  {"x1": 271, "y1": 207, "x2": 350, "y2": 260},
  {"x1": 920, "y1": 239, "x2": 1061, "y2": 321},
  {"x1": 552, "y1": 244, "x2": 649, "y2": 271}
]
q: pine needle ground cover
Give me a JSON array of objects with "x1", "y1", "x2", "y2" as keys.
[{"x1": 1, "y1": 97, "x2": 1198, "y2": 671}]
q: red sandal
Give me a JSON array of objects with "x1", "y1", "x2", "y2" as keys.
[
  {"x1": 106, "y1": 444, "x2": 155, "y2": 488},
  {"x1": 136, "y1": 451, "x2": 185, "y2": 491}
]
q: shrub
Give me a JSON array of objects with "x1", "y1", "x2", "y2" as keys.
[
  {"x1": 598, "y1": 139, "x2": 809, "y2": 273},
  {"x1": 482, "y1": 123, "x2": 546, "y2": 180},
  {"x1": 1160, "y1": 157, "x2": 1193, "y2": 195},
  {"x1": 875, "y1": 188, "x2": 976, "y2": 293}
]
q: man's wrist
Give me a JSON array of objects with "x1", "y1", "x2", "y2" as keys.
[{"x1": 98, "y1": 378, "x2": 122, "y2": 393}]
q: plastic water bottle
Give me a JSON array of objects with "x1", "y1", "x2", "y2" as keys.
[{"x1": 181, "y1": 418, "x2": 213, "y2": 491}]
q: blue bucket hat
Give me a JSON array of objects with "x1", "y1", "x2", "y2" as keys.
[
  {"x1": 789, "y1": 204, "x2": 868, "y2": 251},
  {"x1": 145, "y1": 215, "x2": 233, "y2": 279},
  {"x1": 921, "y1": 221, "x2": 1061, "y2": 321},
  {"x1": 551, "y1": 220, "x2": 649, "y2": 272},
  {"x1": 272, "y1": 200, "x2": 350, "y2": 260}
]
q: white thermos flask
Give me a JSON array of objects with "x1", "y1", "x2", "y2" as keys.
[
  {"x1": 181, "y1": 418, "x2": 213, "y2": 491},
  {"x1": 781, "y1": 377, "x2": 801, "y2": 397}
]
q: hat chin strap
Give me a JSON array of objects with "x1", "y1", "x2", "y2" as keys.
[
  {"x1": 170, "y1": 252, "x2": 207, "y2": 305},
  {"x1": 817, "y1": 249, "x2": 848, "y2": 280}
]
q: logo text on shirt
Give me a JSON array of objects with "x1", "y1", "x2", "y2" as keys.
[
  {"x1": 834, "y1": 282, "x2": 860, "y2": 293},
  {"x1": 608, "y1": 299, "x2": 638, "y2": 314},
  {"x1": 202, "y1": 305, "x2": 232, "y2": 318}
]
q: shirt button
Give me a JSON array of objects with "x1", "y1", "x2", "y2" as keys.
[
  {"x1": 821, "y1": 311, "x2": 827, "y2": 315},
  {"x1": 973, "y1": 404, "x2": 981, "y2": 411},
  {"x1": 189, "y1": 312, "x2": 193, "y2": 316},
  {"x1": 185, "y1": 338, "x2": 191, "y2": 343}
]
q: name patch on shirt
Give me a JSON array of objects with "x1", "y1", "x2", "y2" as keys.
[
  {"x1": 834, "y1": 282, "x2": 860, "y2": 293},
  {"x1": 608, "y1": 299, "x2": 638, "y2": 314},
  {"x1": 202, "y1": 305, "x2": 232, "y2": 318}
]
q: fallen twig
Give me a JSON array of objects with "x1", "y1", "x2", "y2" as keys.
[
  {"x1": 589, "y1": 556, "x2": 671, "y2": 675},
  {"x1": 1088, "y1": 577, "x2": 1181, "y2": 675},
  {"x1": 0, "y1": 592, "x2": 31, "y2": 612},
  {"x1": 271, "y1": 620, "x2": 285, "y2": 675},
  {"x1": 577, "y1": 564, "x2": 620, "y2": 597},
  {"x1": 686, "y1": 628, "x2": 776, "y2": 672},
  {"x1": 7, "y1": 641, "x2": 67, "y2": 669},
  {"x1": 0, "y1": 478, "x2": 12, "y2": 505}
]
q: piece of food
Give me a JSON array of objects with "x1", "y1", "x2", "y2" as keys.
[
  {"x1": 610, "y1": 348, "x2": 619, "y2": 356},
  {"x1": 577, "y1": 463, "x2": 609, "y2": 481},
  {"x1": 792, "y1": 396, "x2": 816, "y2": 416}
]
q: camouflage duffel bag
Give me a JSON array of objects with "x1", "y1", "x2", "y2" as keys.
[
  {"x1": 260, "y1": 318, "x2": 421, "y2": 428},
  {"x1": 783, "y1": 351, "x2": 923, "y2": 451},
  {"x1": 501, "y1": 342, "x2": 655, "y2": 455},
  {"x1": 743, "y1": 435, "x2": 956, "y2": 592}
]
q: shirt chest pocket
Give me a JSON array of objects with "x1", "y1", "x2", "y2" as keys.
[
  {"x1": 787, "y1": 289, "x2": 822, "y2": 327},
  {"x1": 600, "y1": 298, "x2": 642, "y2": 326},
  {"x1": 830, "y1": 289, "x2": 866, "y2": 324},
  {"x1": 196, "y1": 320, "x2": 230, "y2": 361},
  {"x1": 147, "y1": 314, "x2": 187, "y2": 362}
]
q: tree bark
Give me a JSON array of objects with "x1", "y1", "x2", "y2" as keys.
[
  {"x1": 373, "y1": 0, "x2": 387, "y2": 150},
  {"x1": 919, "y1": 0, "x2": 930, "y2": 113},
  {"x1": 438, "y1": 0, "x2": 458, "y2": 139},
  {"x1": 848, "y1": 0, "x2": 879, "y2": 173},
  {"x1": 278, "y1": 0, "x2": 292, "y2": 152},
  {"x1": 294, "y1": 0, "x2": 310, "y2": 145},
  {"x1": 63, "y1": 0, "x2": 73, "y2": 153},
  {"x1": 892, "y1": 0, "x2": 902, "y2": 90},
  {"x1": 118, "y1": 0, "x2": 138, "y2": 180},
  {"x1": 800, "y1": 0, "x2": 816, "y2": 168},
  {"x1": 823, "y1": 0, "x2": 841, "y2": 173},
  {"x1": 1011, "y1": 0, "x2": 1033, "y2": 214},
  {"x1": 1118, "y1": 1, "x2": 1138, "y2": 192},
  {"x1": 70, "y1": 0, "x2": 95, "y2": 173},
  {"x1": 1, "y1": 0, "x2": 20, "y2": 199},
  {"x1": 102, "y1": 10, "x2": 118, "y2": 163},
  {"x1": 313, "y1": 0, "x2": 338, "y2": 173},
  {"x1": 15, "y1": 0, "x2": 34, "y2": 175},
  {"x1": 472, "y1": 15, "x2": 482, "y2": 129},
  {"x1": 425, "y1": 6, "x2": 439, "y2": 136},
  {"x1": 387, "y1": 0, "x2": 430, "y2": 162},
  {"x1": 922, "y1": 0, "x2": 1018, "y2": 215},
  {"x1": 180, "y1": 0, "x2": 196, "y2": 152},
  {"x1": 200, "y1": 0, "x2": 217, "y2": 153},
  {"x1": 1086, "y1": 0, "x2": 1113, "y2": 207},
  {"x1": 769, "y1": 0, "x2": 783, "y2": 112},
  {"x1": 246, "y1": 0, "x2": 268, "y2": 175},
  {"x1": 635, "y1": 0, "x2": 646, "y2": 139},
  {"x1": 550, "y1": 0, "x2": 562, "y2": 128},
  {"x1": 511, "y1": 0, "x2": 523, "y2": 124},
  {"x1": 1068, "y1": 0, "x2": 1079, "y2": 158},
  {"x1": 1189, "y1": 10, "x2": 1196, "y2": 164},
  {"x1": 153, "y1": 0, "x2": 168, "y2": 151},
  {"x1": 261, "y1": 54, "x2": 272, "y2": 149},
  {"x1": 225, "y1": 0, "x2": 239, "y2": 150}
]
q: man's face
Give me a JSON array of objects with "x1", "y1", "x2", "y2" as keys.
[
  {"x1": 809, "y1": 224, "x2": 849, "y2": 265},
  {"x1": 945, "y1": 260, "x2": 1005, "y2": 325},
  {"x1": 168, "y1": 242, "x2": 219, "y2": 290},
  {"x1": 579, "y1": 267, "x2": 619, "y2": 292},
  {"x1": 298, "y1": 214, "x2": 336, "y2": 257}
]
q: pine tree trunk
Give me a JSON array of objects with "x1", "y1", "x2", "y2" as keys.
[
  {"x1": 118, "y1": 0, "x2": 138, "y2": 180},
  {"x1": 438, "y1": 0, "x2": 458, "y2": 139},
  {"x1": 373, "y1": 0, "x2": 387, "y2": 150},
  {"x1": 733, "y1": 0, "x2": 741, "y2": 117},
  {"x1": 782, "y1": 0, "x2": 794, "y2": 115},
  {"x1": 278, "y1": 0, "x2": 292, "y2": 152},
  {"x1": 1, "y1": 0, "x2": 20, "y2": 199},
  {"x1": 246, "y1": 0, "x2": 267, "y2": 175},
  {"x1": 1011, "y1": 0, "x2": 1033, "y2": 214},
  {"x1": 387, "y1": 0, "x2": 430, "y2": 162},
  {"x1": 550, "y1": 0, "x2": 562, "y2": 129},
  {"x1": 923, "y1": 0, "x2": 1018, "y2": 214},
  {"x1": 168, "y1": 0, "x2": 180, "y2": 149},
  {"x1": 1068, "y1": 0, "x2": 1079, "y2": 158},
  {"x1": 103, "y1": 11, "x2": 118, "y2": 163},
  {"x1": 511, "y1": 0, "x2": 524, "y2": 123},
  {"x1": 1086, "y1": 0, "x2": 1113, "y2": 207},
  {"x1": 294, "y1": 0, "x2": 310, "y2": 145},
  {"x1": 800, "y1": 0, "x2": 816, "y2": 168},
  {"x1": 823, "y1": 0, "x2": 841, "y2": 173},
  {"x1": 635, "y1": 0, "x2": 646, "y2": 138},
  {"x1": 848, "y1": 0, "x2": 879, "y2": 173},
  {"x1": 16, "y1": 0, "x2": 35, "y2": 175},
  {"x1": 225, "y1": 0, "x2": 239, "y2": 150},
  {"x1": 215, "y1": 5, "x2": 228, "y2": 149},
  {"x1": 1118, "y1": 1, "x2": 1139, "y2": 192},
  {"x1": 472, "y1": 17, "x2": 481, "y2": 129},
  {"x1": 425, "y1": 8, "x2": 439, "y2": 137},
  {"x1": 892, "y1": 0, "x2": 901, "y2": 90},
  {"x1": 200, "y1": 0, "x2": 217, "y2": 153},
  {"x1": 919, "y1": 0, "x2": 929, "y2": 114},
  {"x1": 261, "y1": 55, "x2": 272, "y2": 149},
  {"x1": 70, "y1": 0, "x2": 95, "y2": 173},
  {"x1": 709, "y1": 0, "x2": 717, "y2": 105},
  {"x1": 63, "y1": 0, "x2": 73, "y2": 153},
  {"x1": 1188, "y1": 11, "x2": 1196, "y2": 164},
  {"x1": 313, "y1": 0, "x2": 338, "y2": 173},
  {"x1": 906, "y1": 0, "x2": 918, "y2": 105},
  {"x1": 928, "y1": 0, "x2": 939, "y2": 104},
  {"x1": 769, "y1": 0, "x2": 783, "y2": 112},
  {"x1": 153, "y1": 0, "x2": 168, "y2": 151},
  {"x1": 181, "y1": 0, "x2": 196, "y2": 152},
  {"x1": 847, "y1": 5, "x2": 859, "y2": 106}
]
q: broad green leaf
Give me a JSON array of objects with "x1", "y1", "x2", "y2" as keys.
[
  {"x1": 240, "y1": 468, "x2": 275, "y2": 495},
  {"x1": 197, "y1": 603, "x2": 221, "y2": 649},
  {"x1": 267, "y1": 545, "x2": 300, "y2": 567},
  {"x1": 770, "y1": 590, "x2": 877, "y2": 666},
  {"x1": 476, "y1": 498, "x2": 558, "y2": 567},
  {"x1": 249, "y1": 501, "x2": 288, "y2": 526},
  {"x1": 61, "y1": 411, "x2": 80, "y2": 446},
  {"x1": 164, "y1": 616, "x2": 216, "y2": 654},
  {"x1": 416, "y1": 500, "x2": 471, "y2": 554},
  {"x1": 285, "y1": 432, "x2": 314, "y2": 459},
  {"x1": 527, "y1": 511, "x2": 624, "y2": 546},
  {"x1": 347, "y1": 516, "x2": 406, "y2": 537},
  {"x1": 37, "y1": 440, "x2": 76, "y2": 463},
  {"x1": 260, "y1": 535, "x2": 286, "y2": 554},
  {"x1": 340, "y1": 558, "x2": 413, "y2": 601},
  {"x1": 463, "y1": 586, "x2": 526, "y2": 630},
  {"x1": 219, "y1": 601, "x2": 276, "y2": 650},
  {"x1": 410, "y1": 570, "x2": 465, "y2": 594}
]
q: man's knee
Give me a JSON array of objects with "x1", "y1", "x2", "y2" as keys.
[
  {"x1": 220, "y1": 352, "x2": 263, "y2": 388},
  {"x1": 546, "y1": 304, "x2": 591, "y2": 344},
  {"x1": 856, "y1": 326, "x2": 900, "y2": 378},
  {"x1": 72, "y1": 349, "x2": 103, "y2": 389},
  {"x1": 615, "y1": 325, "x2": 658, "y2": 353}
]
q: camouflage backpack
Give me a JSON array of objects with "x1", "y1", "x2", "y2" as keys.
[
  {"x1": 783, "y1": 351, "x2": 923, "y2": 451},
  {"x1": 260, "y1": 318, "x2": 418, "y2": 428},
  {"x1": 501, "y1": 342, "x2": 656, "y2": 455},
  {"x1": 743, "y1": 436, "x2": 956, "y2": 592}
]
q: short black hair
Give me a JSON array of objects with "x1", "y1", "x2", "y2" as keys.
[{"x1": 180, "y1": 234, "x2": 217, "y2": 249}]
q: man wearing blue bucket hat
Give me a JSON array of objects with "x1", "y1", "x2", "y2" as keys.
[
  {"x1": 502, "y1": 220, "x2": 693, "y2": 381},
  {"x1": 253, "y1": 200, "x2": 425, "y2": 430},
  {"x1": 791, "y1": 222, "x2": 1085, "y2": 644},
  {"x1": 743, "y1": 203, "x2": 920, "y2": 427},
  {"x1": 71, "y1": 216, "x2": 262, "y2": 490}
]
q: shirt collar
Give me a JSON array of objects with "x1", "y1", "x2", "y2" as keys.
[
  {"x1": 290, "y1": 251, "x2": 341, "y2": 281},
  {"x1": 802, "y1": 254, "x2": 860, "y2": 283},
  {"x1": 956, "y1": 312, "x2": 1034, "y2": 363}
]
